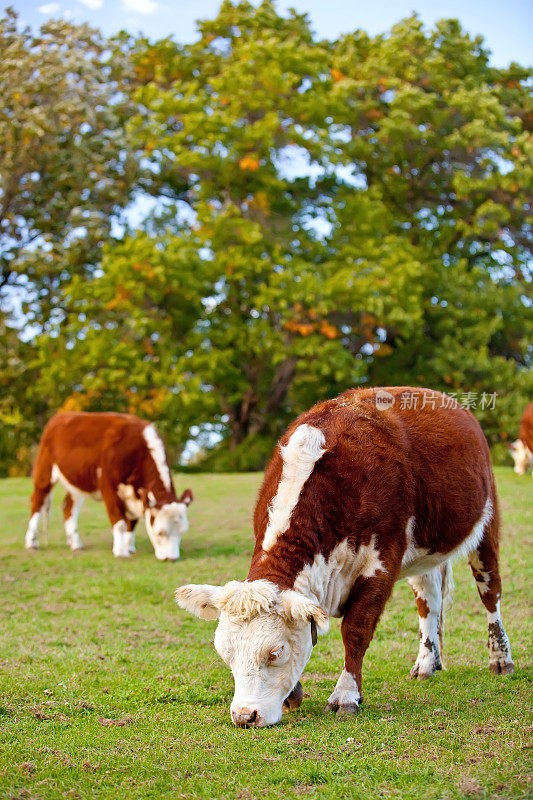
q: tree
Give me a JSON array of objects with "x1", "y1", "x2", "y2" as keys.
[
  {"x1": 31, "y1": 232, "x2": 213, "y2": 462},
  {"x1": 326, "y1": 16, "x2": 532, "y2": 443},
  {"x1": 24, "y1": 4, "x2": 532, "y2": 472},
  {"x1": 0, "y1": 8, "x2": 140, "y2": 326},
  {"x1": 0, "y1": 8, "x2": 142, "y2": 475},
  {"x1": 124, "y1": 1, "x2": 430, "y2": 466}
]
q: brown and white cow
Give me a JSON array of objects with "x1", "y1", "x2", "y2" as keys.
[
  {"x1": 176, "y1": 387, "x2": 514, "y2": 727},
  {"x1": 25, "y1": 412, "x2": 193, "y2": 560},
  {"x1": 510, "y1": 402, "x2": 533, "y2": 475}
]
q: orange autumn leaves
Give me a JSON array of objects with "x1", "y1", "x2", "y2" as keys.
[
  {"x1": 284, "y1": 306, "x2": 340, "y2": 340},
  {"x1": 60, "y1": 387, "x2": 167, "y2": 418},
  {"x1": 283, "y1": 309, "x2": 392, "y2": 351},
  {"x1": 239, "y1": 155, "x2": 260, "y2": 171}
]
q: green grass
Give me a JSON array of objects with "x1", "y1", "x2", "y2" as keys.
[{"x1": 0, "y1": 468, "x2": 531, "y2": 800}]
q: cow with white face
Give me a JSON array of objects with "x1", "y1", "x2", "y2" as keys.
[
  {"x1": 176, "y1": 580, "x2": 327, "y2": 727},
  {"x1": 144, "y1": 496, "x2": 191, "y2": 561},
  {"x1": 509, "y1": 401, "x2": 533, "y2": 475},
  {"x1": 177, "y1": 388, "x2": 514, "y2": 727},
  {"x1": 25, "y1": 411, "x2": 193, "y2": 560}
]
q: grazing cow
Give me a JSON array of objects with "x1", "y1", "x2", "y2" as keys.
[
  {"x1": 510, "y1": 402, "x2": 533, "y2": 475},
  {"x1": 176, "y1": 387, "x2": 514, "y2": 728},
  {"x1": 25, "y1": 412, "x2": 193, "y2": 560}
]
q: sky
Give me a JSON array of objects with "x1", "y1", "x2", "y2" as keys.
[{"x1": 11, "y1": 0, "x2": 533, "y2": 68}]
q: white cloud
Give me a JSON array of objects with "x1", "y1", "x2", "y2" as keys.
[
  {"x1": 122, "y1": 0, "x2": 158, "y2": 14},
  {"x1": 76, "y1": 0, "x2": 104, "y2": 9},
  {"x1": 38, "y1": 3, "x2": 61, "y2": 13}
]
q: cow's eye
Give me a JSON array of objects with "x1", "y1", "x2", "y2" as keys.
[{"x1": 267, "y1": 646, "x2": 284, "y2": 665}]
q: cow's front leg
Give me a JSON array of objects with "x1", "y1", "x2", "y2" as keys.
[
  {"x1": 127, "y1": 518, "x2": 138, "y2": 554},
  {"x1": 100, "y1": 483, "x2": 131, "y2": 558},
  {"x1": 283, "y1": 681, "x2": 304, "y2": 711},
  {"x1": 327, "y1": 570, "x2": 396, "y2": 716}
]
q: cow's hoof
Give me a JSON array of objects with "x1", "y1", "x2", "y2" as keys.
[
  {"x1": 489, "y1": 659, "x2": 514, "y2": 675},
  {"x1": 325, "y1": 701, "x2": 361, "y2": 716},
  {"x1": 283, "y1": 681, "x2": 304, "y2": 712},
  {"x1": 410, "y1": 656, "x2": 441, "y2": 680},
  {"x1": 410, "y1": 664, "x2": 437, "y2": 680},
  {"x1": 25, "y1": 545, "x2": 39, "y2": 551}
]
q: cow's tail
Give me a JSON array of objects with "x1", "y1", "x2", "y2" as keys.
[{"x1": 439, "y1": 560, "x2": 454, "y2": 669}]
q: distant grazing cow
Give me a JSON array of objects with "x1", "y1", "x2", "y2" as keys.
[
  {"x1": 510, "y1": 402, "x2": 533, "y2": 475},
  {"x1": 176, "y1": 387, "x2": 514, "y2": 728},
  {"x1": 25, "y1": 412, "x2": 193, "y2": 560}
]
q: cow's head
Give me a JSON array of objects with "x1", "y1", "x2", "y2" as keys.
[
  {"x1": 143, "y1": 489, "x2": 193, "y2": 560},
  {"x1": 509, "y1": 439, "x2": 532, "y2": 475},
  {"x1": 175, "y1": 579, "x2": 328, "y2": 727}
]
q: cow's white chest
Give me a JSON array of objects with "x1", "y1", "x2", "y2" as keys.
[
  {"x1": 293, "y1": 537, "x2": 385, "y2": 617},
  {"x1": 51, "y1": 465, "x2": 102, "y2": 501}
]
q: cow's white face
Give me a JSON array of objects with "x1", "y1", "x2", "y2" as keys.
[
  {"x1": 175, "y1": 580, "x2": 328, "y2": 727},
  {"x1": 145, "y1": 502, "x2": 189, "y2": 561},
  {"x1": 510, "y1": 439, "x2": 532, "y2": 475},
  {"x1": 215, "y1": 611, "x2": 311, "y2": 727}
]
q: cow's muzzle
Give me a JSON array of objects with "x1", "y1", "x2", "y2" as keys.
[{"x1": 231, "y1": 707, "x2": 262, "y2": 728}]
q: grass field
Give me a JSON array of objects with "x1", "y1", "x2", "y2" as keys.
[{"x1": 0, "y1": 468, "x2": 531, "y2": 800}]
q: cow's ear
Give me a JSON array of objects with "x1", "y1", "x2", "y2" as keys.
[
  {"x1": 175, "y1": 584, "x2": 221, "y2": 620},
  {"x1": 179, "y1": 489, "x2": 193, "y2": 506},
  {"x1": 279, "y1": 590, "x2": 329, "y2": 634}
]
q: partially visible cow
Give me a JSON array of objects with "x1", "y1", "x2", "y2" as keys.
[
  {"x1": 510, "y1": 402, "x2": 533, "y2": 475},
  {"x1": 25, "y1": 412, "x2": 193, "y2": 560},
  {"x1": 176, "y1": 387, "x2": 514, "y2": 728}
]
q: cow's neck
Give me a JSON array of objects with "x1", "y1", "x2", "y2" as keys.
[
  {"x1": 247, "y1": 535, "x2": 376, "y2": 618},
  {"x1": 138, "y1": 462, "x2": 176, "y2": 506},
  {"x1": 247, "y1": 539, "x2": 320, "y2": 599}
]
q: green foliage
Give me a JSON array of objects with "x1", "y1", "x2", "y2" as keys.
[
  {"x1": 1, "y1": 2, "x2": 531, "y2": 473},
  {"x1": 0, "y1": 8, "x2": 142, "y2": 474},
  {"x1": 31, "y1": 232, "x2": 214, "y2": 460},
  {"x1": 0, "y1": 313, "x2": 45, "y2": 475},
  {"x1": 0, "y1": 9, "x2": 140, "y2": 319},
  {"x1": 0, "y1": 469, "x2": 531, "y2": 798}
]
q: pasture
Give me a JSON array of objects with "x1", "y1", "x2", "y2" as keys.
[{"x1": 0, "y1": 469, "x2": 531, "y2": 800}]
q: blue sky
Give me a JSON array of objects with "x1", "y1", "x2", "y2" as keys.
[{"x1": 12, "y1": 0, "x2": 533, "y2": 67}]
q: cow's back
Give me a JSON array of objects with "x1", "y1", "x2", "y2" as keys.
[
  {"x1": 38, "y1": 412, "x2": 148, "y2": 492},
  {"x1": 254, "y1": 387, "x2": 496, "y2": 561}
]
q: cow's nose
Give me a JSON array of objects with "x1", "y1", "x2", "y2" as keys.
[{"x1": 232, "y1": 708, "x2": 260, "y2": 727}]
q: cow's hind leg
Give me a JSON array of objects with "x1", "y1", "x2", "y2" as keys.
[
  {"x1": 25, "y1": 465, "x2": 54, "y2": 550},
  {"x1": 327, "y1": 569, "x2": 397, "y2": 715},
  {"x1": 468, "y1": 525, "x2": 514, "y2": 675},
  {"x1": 63, "y1": 493, "x2": 84, "y2": 551},
  {"x1": 408, "y1": 567, "x2": 444, "y2": 680}
]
